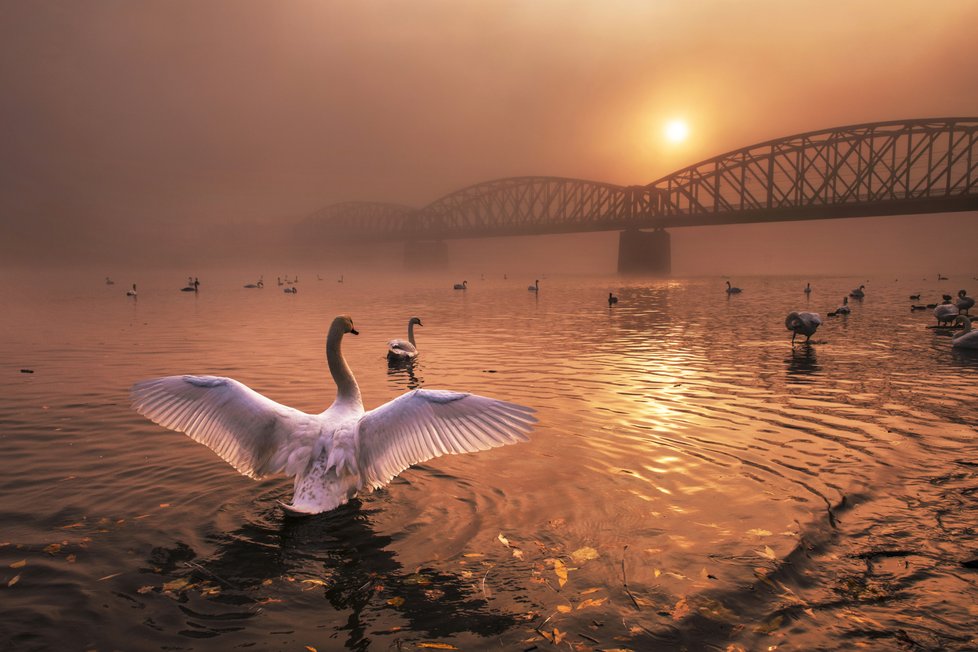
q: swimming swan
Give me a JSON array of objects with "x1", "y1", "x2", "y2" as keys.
[
  {"x1": 725, "y1": 281, "x2": 742, "y2": 294},
  {"x1": 849, "y1": 285, "x2": 865, "y2": 298},
  {"x1": 387, "y1": 316, "x2": 422, "y2": 361},
  {"x1": 130, "y1": 315, "x2": 535, "y2": 515},
  {"x1": 828, "y1": 297, "x2": 850, "y2": 316},
  {"x1": 786, "y1": 311, "x2": 821, "y2": 343},
  {"x1": 528, "y1": 280, "x2": 539, "y2": 292},
  {"x1": 126, "y1": 283, "x2": 137, "y2": 297},
  {"x1": 953, "y1": 316, "x2": 978, "y2": 349},
  {"x1": 453, "y1": 280, "x2": 467, "y2": 290}
]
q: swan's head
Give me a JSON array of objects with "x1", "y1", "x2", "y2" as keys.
[
  {"x1": 331, "y1": 315, "x2": 359, "y2": 336},
  {"x1": 409, "y1": 316, "x2": 423, "y2": 327},
  {"x1": 955, "y1": 315, "x2": 972, "y2": 330},
  {"x1": 959, "y1": 289, "x2": 968, "y2": 298}
]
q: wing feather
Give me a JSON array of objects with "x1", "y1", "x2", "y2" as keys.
[
  {"x1": 130, "y1": 375, "x2": 319, "y2": 479},
  {"x1": 357, "y1": 389, "x2": 536, "y2": 489}
]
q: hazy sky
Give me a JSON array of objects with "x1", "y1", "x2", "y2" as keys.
[{"x1": 2, "y1": 0, "x2": 976, "y2": 271}]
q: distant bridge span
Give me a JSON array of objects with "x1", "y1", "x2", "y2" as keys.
[{"x1": 298, "y1": 117, "x2": 978, "y2": 272}]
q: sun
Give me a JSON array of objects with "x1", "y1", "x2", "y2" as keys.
[{"x1": 664, "y1": 119, "x2": 689, "y2": 143}]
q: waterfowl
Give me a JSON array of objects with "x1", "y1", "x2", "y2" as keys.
[
  {"x1": 955, "y1": 290, "x2": 974, "y2": 315},
  {"x1": 387, "y1": 317, "x2": 422, "y2": 361},
  {"x1": 528, "y1": 280, "x2": 539, "y2": 292},
  {"x1": 608, "y1": 292, "x2": 619, "y2": 305},
  {"x1": 725, "y1": 281, "x2": 742, "y2": 294},
  {"x1": 453, "y1": 280, "x2": 467, "y2": 290},
  {"x1": 910, "y1": 304, "x2": 928, "y2": 311},
  {"x1": 126, "y1": 283, "x2": 137, "y2": 297},
  {"x1": 130, "y1": 315, "x2": 535, "y2": 515},
  {"x1": 284, "y1": 287, "x2": 298, "y2": 294},
  {"x1": 952, "y1": 316, "x2": 978, "y2": 349},
  {"x1": 244, "y1": 276, "x2": 264, "y2": 289},
  {"x1": 938, "y1": 273, "x2": 949, "y2": 281},
  {"x1": 934, "y1": 296, "x2": 959, "y2": 326},
  {"x1": 786, "y1": 311, "x2": 821, "y2": 344},
  {"x1": 105, "y1": 277, "x2": 115, "y2": 285},
  {"x1": 909, "y1": 294, "x2": 921, "y2": 301},
  {"x1": 849, "y1": 285, "x2": 865, "y2": 298},
  {"x1": 804, "y1": 282, "x2": 812, "y2": 294},
  {"x1": 828, "y1": 297, "x2": 850, "y2": 316}
]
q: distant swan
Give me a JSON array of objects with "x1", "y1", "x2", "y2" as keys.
[
  {"x1": 181, "y1": 278, "x2": 199, "y2": 293},
  {"x1": 105, "y1": 277, "x2": 115, "y2": 285},
  {"x1": 786, "y1": 311, "x2": 821, "y2": 344},
  {"x1": 849, "y1": 285, "x2": 865, "y2": 298},
  {"x1": 284, "y1": 286, "x2": 298, "y2": 294},
  {"x1": 828, "y1": 297, "x2": 850, "y2": 316},
  {"x1": 956, "y1": 289, "x2": 974, "y2": 315},
  {"x1": 338, "y1": 275, "x2": 343, "y2": 283},
  {"x1": 804, "y1": 282, "x2": 811, "y2": 294},
  {"x1": 934, "y1": 295, "x2": 959, "y2": 326},
  {"x1": 453, "y1": 280, "x2": 467, "y2": 290},
  {"x1": 909, "y1": 294, "x2": 921, "y2": 301},
  {"x1": 130, "y1": 315, "x2": 535, "y2": 515},
  {"x1": 725, "y1": 281, "x2": 742, "y2": 294},
  {"x1": 387, "y1": 316, "x2": 422, "y2": 361},
  {"x1": 528, "y1": 279, "x2": 539, "y2": 292},
  {"x1": 952, "y1": 316, "x2": 978, "y2": 349},
  {"x1": 244, "y1": 276, "x2": 264, "y2": 289},
  {"x1": 938, "y1": 273, "x2": 949, "y2": 281},
  {"x1": 126, "y1": 283, "x2": 137, "y2": 297},
  {"x1": 608, "y1": 292, "x2": 618, "y2": 305}
]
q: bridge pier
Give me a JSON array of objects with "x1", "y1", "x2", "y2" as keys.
[
  {"x1": 404, "y1": 240, "x2": 449, "y2": 270},
  {"x1": 617, "y1": 228, "x2": 671, "y2": 275}
]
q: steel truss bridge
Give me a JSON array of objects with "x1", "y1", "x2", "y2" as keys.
[{"x1": 298, "y1": 118, "x2": 978, "y2": 247}]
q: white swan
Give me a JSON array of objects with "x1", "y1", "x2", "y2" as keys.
[
  {"x1": 953, "y1": 316, "x2": 978, "y2": 349},
  {"x1": 284, "y1": 286, "x2": 298, "y2": 294},
  {"x1": 786, "y1": 311, "x2": 821, "y2": 343},
  {"x1": 804, "y1": 282, "x2": 811, "y2": 294},
  {"x1": 955, "y1": 289, "x2": 974, "y2": 315},
  {"x1": 387, "y1": 316, "x2": 422, "y2": 361},
  {"x1": 934, "y1": 298, "x2": 958, "y2": 326},
  {"x1": 453, "y1": 280, "x2": 467, "y2": 290},
  {"x1": 130, "y1": 315, "x2": 535, "y2": 515},
  {"x1": 829, "y1": 296, "x2": 850, "y2": 316},
  {"x1": 849, "y1": 285, "x2": 865, "y2": 298},
  {"x1": 126, "y1": 283, "x2": 137, "y2": 297},
  {"x1": 725, "y1": 280, "x2": 742, "y2": 294},
  {"x1": 528, "y1": 279, "x2": 539, "y2": 292}
]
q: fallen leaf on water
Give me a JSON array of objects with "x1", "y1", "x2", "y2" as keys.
[
  {"x1": 671, "y1": 596, "x2": 691, "y2": 620},
  {"x1": 301, "y1": 579, "x2": 329, "y2": 590},
  {"x1": 44, "y1": 543, "x2": 62, "y2": 555},
  {"x1": 653, "y1": 568, "x2": 661, "y2": 578},
  {"x1": 305, "y1": 646, "x2": 317, "y2": 652},
  {"x1": 553, "y1": 559, "x2": 568, "y2": 588},
  {"x1": 747, "y1": 529, "x2": 772, "y2": 537},
  {"x1": 162, "y1": 578, "x2": 189, "y2": 592},
  {"x1": 133, "y1": 514, "x2": 151, "y2": 520},
  {"x1": 497, "y1": 533, "x2": 510, "y2": 547},
  {"x1": 552, "y1": 628, "x2": 565, "y2": 645},
  {"x1": 262, "y1": 579, "x2": 273, "y2": 586},
  {"x1": 159, "y1": 503, "x2": 171, "y2": 509},
  {"x1": 556, "y1": 604, "x2": 572, "y2": 613},
  {"x1": 137, "y1": 585, "x2": 155, "y2": 594},
  {"x1": 66, "y1": 554, "x2": 76, "y2": 563},
  {"x1": 570, "y1": 547, "x2": 599, "y2": 564},
  {"x1": 512, "y1": 548, "x2": 524, "y2": 560},
  {"x1": 10, "y1": 560, "x2": 26, "y2": 569},
  {"x1": 98, "y1": 572, "x2": 122, "y2": 582},
  {"x1": 577, "y1": 597, "x2": 607, "y2": 610},
  {"x1": 463, "y1": 553, "x2": 484, "y2": 558},
  {"x1": 61, "y1": 523, "x2": 84, "y2": 530},
  {"x1": 8, "y1": 573, "x2": 22, "y2": 587},
  {"x1": 417, "y1": 643, "x2": 458, "y2": 650},
  {"x1": 424, "y1": 589, "x2": 445, "y2": 601},
  {"x1": 756, "y1": 546, "x2": 777, "y2": 560},
  {"x1": 580, "y1": 587, "x2": 601, "y2": 595},
  {"x1": 386, "y1": 596, "x2": 405, "y2": 607}
]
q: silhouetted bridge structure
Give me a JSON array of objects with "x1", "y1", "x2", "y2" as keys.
[{"x1": 297, "y1": 118, "x2": 978, "y2": 273}]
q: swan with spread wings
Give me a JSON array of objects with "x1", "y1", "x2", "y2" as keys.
[{"x1": 130, "y1": 315, "x2": 536, "y2": 515}]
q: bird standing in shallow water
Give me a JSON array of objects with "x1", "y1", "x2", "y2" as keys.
[
  {"x1": 955, "y1": 290, "x2": 974, "y2": 315},
  {"x1": 131, "y1": 316, "x2": 535, "y2": 515},
  {"x1": 934, "y1": 296, "x2": 958, "y2": 326},
  {"x1": 786, "y1": 311, "x2": 821, "y2": 344}
]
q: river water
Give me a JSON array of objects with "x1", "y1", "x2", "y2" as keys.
[{"x1": 1, "y1": 269, "x2": 977, "y2": 651}]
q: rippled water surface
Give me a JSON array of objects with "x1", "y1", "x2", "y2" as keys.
[{"x1": 2, "y1": 270, "x2": 978, "y2": 651}]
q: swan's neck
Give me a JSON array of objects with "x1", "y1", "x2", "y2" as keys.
[
  {"x1": 407, "y1": 321, "x2": 416, "y2": 346},
  {"x1": 957, "y1": 318, "x2": 973, "y2": 337},
  {"x1": 326, "y1": 324, "x2": 362, "y2": 408}
]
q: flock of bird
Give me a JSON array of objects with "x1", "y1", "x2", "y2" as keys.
[{"x1": 731, "y1": 279, "x2": 978, "y2": 349}]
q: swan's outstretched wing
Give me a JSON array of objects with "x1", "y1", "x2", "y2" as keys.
[
  {"x1": 356, "y1": 389, "x2": 536, "y2": 489},
  {"x1": 131, "y1": 375, "x2": 320, "y2": 479}
]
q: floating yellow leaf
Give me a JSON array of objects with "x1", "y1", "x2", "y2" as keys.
[
  {"x1": 653, "y1": 568, "x2": 661, "y2": 578},
  {"x1": 462, "y1": 553, "x2": 484, "y2": 558},
  {"x1": 137, "y1": 585, "x2": 155, "y2": 594},
  {"x1": 556, "y1": 604, "x2": 572, "y2": 613},
  {"x1": 512, "y1": 548, "x2": 524, "y2": 560},
  {"x1": 553, "y1": 559, "x2": 568, "y2": 588},
  {"x1": 580, "y1": 587, "x2": 601, "y2": 595},
  {"x1": 305, "y1": 646, "x2": 317, "y2": 652},
  {"x1": 386, "y1": 596, "x2": 405, "y2": 607},
  {"x1": 552, "y1": 627, "x2": 565, "y2": 645},
  {"x1": 301, "y1": 579, "x2": 328, "y2": 590},
  {"x1": 671, "y1": 596, "x2": 691, "y2": 620},
  {"x1": 747, "y1": 529, "x2": 772, "y2": 537},
  {"x1": 44, "y1": 543, "x2": 62, "y2": 555},
  {"x1": 159, "y1": 503, "x2": 171, "y2": 509},
  {"x1": 8, "y1": 573, "x2": 21, "y2": 587},
  {"x1": 162, "y1": 578, "x2": 189, "y2": 592},
  {"x1": 97, "y1": 572, "x2": 122, "y2": 581},
  {"x1": 262, "y1": 579, "x2": 273, "y2": 586},
  {"x1": 417, "y1": 643, "x2": 458, "y2": 650},
  {"x1": 66, "y1": 554, "x2": 76, "y2": 564},
  {"x1": 10, "y1": 560, "x2": 26, "y2": 569},
  {"x1": 756, "y1": 546, "x2": 777, "y2": 560},
  {"x1": 497, "y1": 533, "x2": 510, "y2": 547},
  {"x1": 577, "y1": 597, "x2": 607, "y2": 610},
  {"x1": 570, "y1": 547, "x2": 599, "y2": 564}
]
